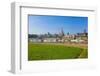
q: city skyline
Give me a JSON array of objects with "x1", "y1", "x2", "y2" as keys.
[{"x1": 28, "y1": 15, "x2": 88, "y2": 35}]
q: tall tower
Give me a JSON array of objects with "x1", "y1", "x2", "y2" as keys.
[
  {"x1": 83, "y1": 29, "x2": 87, "y2": 36},
  {"x1": 84, "y1": 29, "x2": 87, "y2": 33},
  {"x1": 61, "y1": 28, "x2": 64, "y2": 36}
]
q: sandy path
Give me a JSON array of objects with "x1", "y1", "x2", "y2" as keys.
[{"x1": 32, "y1": 42, "x2": 87, "y2": 49}]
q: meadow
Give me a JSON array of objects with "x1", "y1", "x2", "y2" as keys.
[{"x1": 28, "y1": 43, "x2": 88, "y2": 61}]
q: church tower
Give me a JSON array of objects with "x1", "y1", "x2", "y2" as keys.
[
  {"x1": 61, "y1": 28, "x2": 64, "y2": 36},
  {"x1": 84, "y1": 29, "x2": 87, "y2": 33}
]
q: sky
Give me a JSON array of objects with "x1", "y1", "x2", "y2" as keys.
[{"x1": 28, "y1": 15, "x2": 88, "y2": 35}]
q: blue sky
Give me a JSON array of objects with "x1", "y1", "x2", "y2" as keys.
[{"x1": 28, "y1": 15, "x2": 88, "y2": 35}]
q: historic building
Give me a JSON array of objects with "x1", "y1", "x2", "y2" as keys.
[{"x1": 28, "y1": 28, "x2": 88, "y2": 43}]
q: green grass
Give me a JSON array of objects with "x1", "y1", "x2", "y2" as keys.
[
  {"x1": 28, "y1": 43, "x2": 88, "y2": 61},
  {"x1": 78, "y1": 49, "x2": 88, "y2": 58}
]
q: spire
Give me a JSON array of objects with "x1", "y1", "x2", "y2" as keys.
[
  {"x1": 84, "y1": 29, "x2": 87, "y2": 33},
  {"x1": 61, "y1": 27, "x2": 64, "y2": 36}
]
